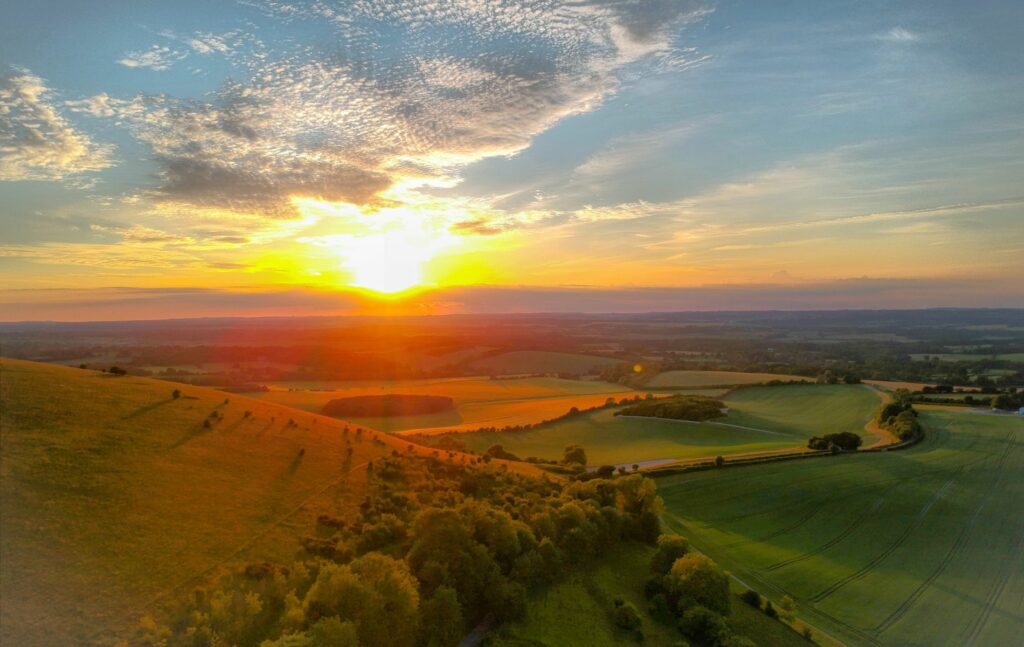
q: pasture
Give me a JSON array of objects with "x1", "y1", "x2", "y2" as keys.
[
  {"x1": 647, "y1": 370, "x2": 810, "y2": 389},
  {"x1": 459, "y1": 384, "x2": 880, "y2": 466},
  {"x1": 252, "y1": 376, "x2": 640, "y2": 433},
  {"x1": 0, "y1": 359, "x2": 515, "y2": 646},
  {"x1": 490, "y1": 542, "x2": 810, "y2": 647},
  {"x1": 657, "y1": 409, "x2": 1024, "y2": 647}
]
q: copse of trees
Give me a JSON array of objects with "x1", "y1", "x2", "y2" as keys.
[
  {"x1": 807, "y1": 431, "x2": 863, "y2": 452},
  {"x1": 876, "y1": 389, "x2": 924, "y2": 442},
  {"x1": 643, "y1": 534, "x2": 753, "y2": 646},
  {"x1": 615, "y1": 394, "x2": 726, "y2": 422},
  {"x1": 153, "y1": 452, "x2": 667, "y2": 647}
]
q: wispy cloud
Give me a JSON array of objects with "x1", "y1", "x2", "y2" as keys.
[
  {"x1": 117, "y1": 45, "x2": 187, "y2": 71},
  {"x1": 0, "y1": 68, "x2": 115, "y2": 182},
  {"x1": 878, "y1": 27, "x2": 920, "y2": 43}
]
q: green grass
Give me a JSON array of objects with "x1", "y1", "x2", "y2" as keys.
[
  {"x1": 0, "y1": 358, "x2": 451, "y2": 646},
  {"x1": 657, "y1": 409, "x2": 1024, "y2": 647},
  {"x1": 648, "y1": 370, "x2": 810, "y2": 388},
  {"x1": 489, "y1": 542, "x2": 809, "y2": 647},
  {"x1": 466, "y1": 350, "x2": 622, "y2": 375},
  {"x1": 459, "y1": 385, "x2": 880, "y2": 466}
]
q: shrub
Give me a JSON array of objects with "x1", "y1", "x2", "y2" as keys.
[
  {"x1": 764, "y1": 600, "x2": 778, "y2": 619},
  {"x1": 667, "y1": 554, "x2": 731, "y2": 616},
  {"x1": 739, "y1": 589, "x2": 761, "y2": 608},
  {"x1": 109, "y1": 366, "x2": 127, "y2": 376},
  {"x1": 613, "y1": 601, "x2": 643, "y2": 633},
  {"x1": 172, "y1": 389, "x2": 181, "y2": 399},
  {"x1": 678, "y1": 606, "x2": 727, "y2": 645},
  {"x1": 651, "y1": 534, "x2": 689, "y2": 575}
]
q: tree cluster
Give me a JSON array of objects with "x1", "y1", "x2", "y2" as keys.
[
  {"x1": 615, "y1": 395, "x2": 726, "y2": 422},
  {"x1": 151, "y1": 452, "x2": 665, "y2": 647}
]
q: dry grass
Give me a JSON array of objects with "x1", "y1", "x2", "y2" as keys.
[{"x1": 0, "y1": 358, "x2": 539, "y2": 646}]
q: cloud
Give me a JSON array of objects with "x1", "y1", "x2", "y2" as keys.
[
  {"x1": 87, "y1": 1, "x2": 711, "y2": 220},
  {"x1": 0, "y1": 68, "x2": 115, "y2": 181},
  {"x1": 878, "y1": 27, "x2": 920, "y2": 43},
  {"x1": 117, "y1": 45, "x2": 187, "y2": 71}
]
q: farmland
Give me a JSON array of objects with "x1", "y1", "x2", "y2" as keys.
[
  {"x1": 459, "y1": 384, "x2": 881, "y2": 466},
  {"x1": 647, "y1": 370, "x2": 810, "y2": 389},
  {"x1": 465, "y1": 350, "x2": 623, "y2": 375},
  {"x1": 657, "y1": 408, "x2": 1024, "y2": 647},
  {"x1": 251, "y1": 376, "x2": 641, "y2": 433},
  {"x1": 490, "y1": 542, "x2": 811, "y2": 647},
  {"x1": 0, "y1": 358, "x2": 503, "y2": 646}
]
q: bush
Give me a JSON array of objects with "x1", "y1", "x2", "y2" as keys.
[
  {"x1": 172, "y1": 388, "x2": 181, "y2": 399},
  {"x1": 667, "y1": 554, "x2": 731, "y2": 616},
  {"x1": 678, "y1": 606, "x2": 727, "y2": 645},
  {"x1": 651, "y1": 534, "x2": 689, "y2": 575},
  {"x1": 764, "y1": 600, "x2": 778, "y2": 619},
  {"x1": 109, "y1": 366, "x2": 127, "y2": 376},
  {"x1": 739, "y1": 589, "x2": 761, "y2": 608},
  {"x1": 807, "y1": 431, "x2": 862, "y2": 452},
  {"x1": 613, "y1": 601, "x2": 643, "y2": 633}
]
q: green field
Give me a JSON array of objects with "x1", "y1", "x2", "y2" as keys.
[
  {"x1": 489, "y1": 542, "x2": 811, "y2": 647},
  {"x1": 252, "y1": 376, "x2": 639, "y2": 433},
  {"x1": 466, "y1": 350, "x2": 622, "y2": 375},
  {"x1": 459, "y1": 385, "x2": 881, "y2": 466},
  {"x1": 657, "y1": 409, "x2": 1024, "y2": 647},
  {"x1": 648, "y1": 370, "x2": 810, "y2": 388},
  {"x1": 0, "y1": 359, "x2": 481, "y2": 646}
]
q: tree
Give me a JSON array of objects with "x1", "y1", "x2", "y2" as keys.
[
  {"x1": 172, "y1": 389, "x2": 181, "y2": 399},
  {"x1": 596, "y1": 465, "x2": 616, "y2": 478},
  {"x1": 309, "y1": 617, "x2": 359, "y2": 647},
  {"x1": 613, "y1": 600, "x2": 643, "y2": 633},
  {"x1": 562, "y1": 445, "x2": 587, "y2": 467},
  {"x1": 780, "y1": 594, "x2": 796, "y2": 621},
  {"x1": 651, "y1": 534, "x2": 689, "y2": 575},
  {"x1": 740, "y1": 589, "x2": 761, "y2": 608},
  {"x1": 678, "y1": 606, "x2": 728, "y2": 645},
  {"x1": 419, "y1": 586, "x2": 463, "y2": 647},
  {"x1": 667, "y1": 554, "x2": 731, "y2": 616},
  {"x1": 109, "y1": 366, "x2": 127, "y2": 376}
]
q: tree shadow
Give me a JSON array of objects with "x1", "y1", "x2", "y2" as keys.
[{"x1": 122, "y1": 398, "x2": 174, "y2": 419}]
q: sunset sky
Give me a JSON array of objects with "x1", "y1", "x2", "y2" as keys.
[{"x1": 2, "y1": 0, "x2": 1022, "y2": 318}]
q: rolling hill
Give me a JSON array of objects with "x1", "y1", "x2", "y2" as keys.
[{"x1": 0, "y1": 358, "x2": 531, "y2": 646}]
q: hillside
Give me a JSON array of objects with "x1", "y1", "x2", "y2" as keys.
[{"x1": 0, "y1": 359, "x2": 531, "y2": 646}]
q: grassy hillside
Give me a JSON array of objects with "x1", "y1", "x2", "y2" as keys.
[
  {"x1": 0, "y1": 359, "x2": 526, "y2": 646},
  {"x1": 459, "y1": 384, "x2": 880, "y2": 466},
  {"x1": 489, "y1": 542, "x2": 810, "y2": 647},
  {"x1": 657, "y1": 408, "x2": 1024, "y2": 647},
  {"x1": 252, "y1": 376, "x2": 639, "y2": 433},
  {"x1": 648, "y1": 370, "x2": 810, "y2": 389}
]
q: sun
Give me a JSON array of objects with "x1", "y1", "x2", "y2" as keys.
[{"x1": 343, "y1": 230, "x2": 434, "y2": 294}]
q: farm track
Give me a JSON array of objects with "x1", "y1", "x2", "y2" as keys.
[
  {"x1": 808, "y1": 473, "x2": 961, "y2": 603},
  {"x1": 761, "y1": 486, "x2": 895, "y2": 573},
  {"x1": 874, "y1": 428, "x2": 1018, "y2": 635},
  {"x1": 962, "y1": 531, "x2": 1023, "y2": 646}
]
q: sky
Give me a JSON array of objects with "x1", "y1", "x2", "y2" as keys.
[{"x1": 1, "y1": 0, "x2": 1022, "y2": 319}]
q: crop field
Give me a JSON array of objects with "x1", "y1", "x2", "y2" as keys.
[
  {"x1": 465, "y1": 350, "x2": 623, "y2": 375},
  {"x1": 252, "y1": 376, "x2": 639, "y2": 433},
  {"x1": 490, "y1": 542, "x2": 810, "y2": 647},
  {"x1": 0, "y1": 359, "x2": 520, "y2": 646},
  {"x1": 647, "y1": 370, "x2": 810, "y2": 388},
  {"x1": 657, "y1": 409, "x2": 1024, "y2": 647},
  {"x1": 459, "y1": 385, "x2": 880, "y2": 466}
]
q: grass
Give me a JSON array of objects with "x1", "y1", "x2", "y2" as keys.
[
  {"x1": 459, "y1": 384, "x2": 880, "y2": 466},
  {"x1": 466, "y1": 350, "x2": 622, "y2": 375},
  {"x1": 489, "y1": 542, "x2": 810, "y2": 647},
  {"x1": 252, "y1": 376, "x2": 639, "y2": 433},
  {"x1": 0, "y1": 358, "x2": 529, "y2": 646},
  {"x1": 648, "y1": 370, "x2": 810, "y2": 388},
  {"x1": 656, "y1": 408, "x2": 1024, "y2": 647}
]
